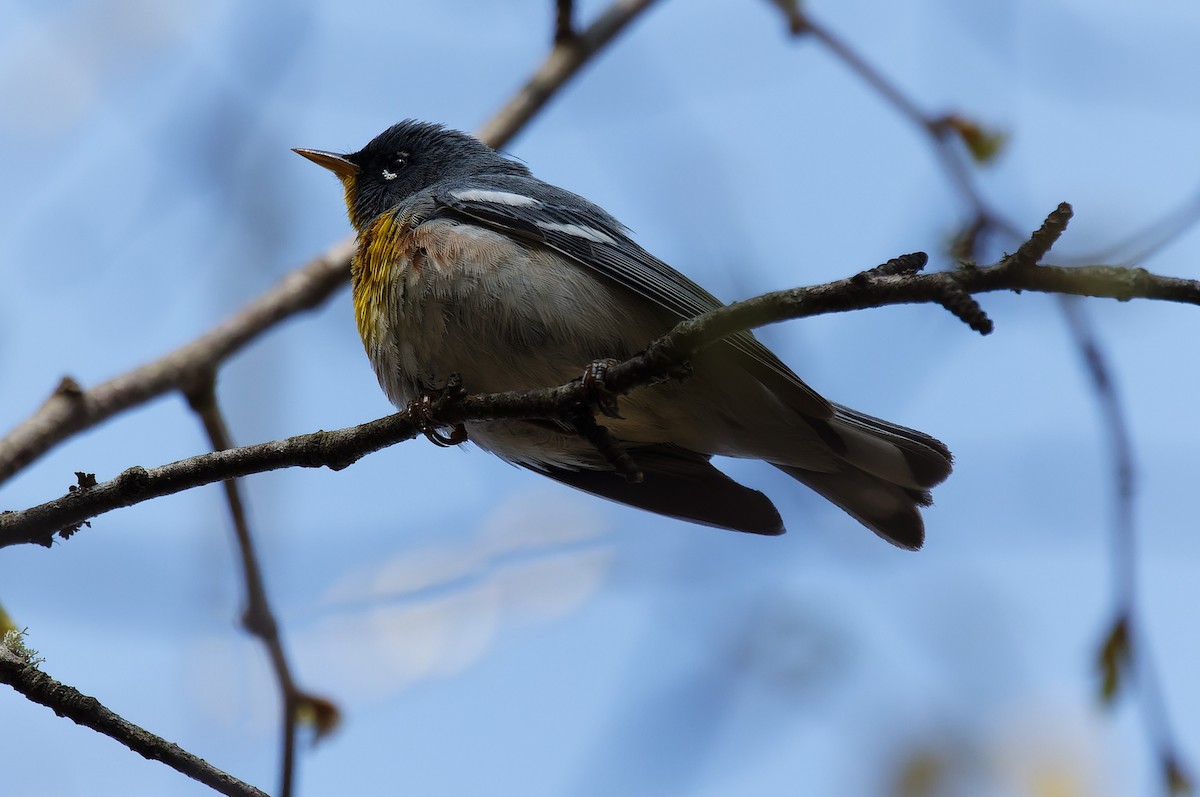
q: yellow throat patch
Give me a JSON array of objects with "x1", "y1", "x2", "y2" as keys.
[{"x1": 352, "y1": 209, "x2": 413, "y2": 350}]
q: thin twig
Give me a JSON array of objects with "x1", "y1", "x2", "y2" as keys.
[
  {"x1": 1076, "y1": 190, "x2": 1200, "y2": 267},
  {"x1": 0, "y1": 237, "x2": 356, "y2": 487},
  {"x1": 555, "y1": 0, "x2": 575, "y2": 42},
  {"x1": 768, "y1": 5, "x2": 1195, "y2": 787},
  {"x1": 476, "y1": 0, "x2": 659, "y2": 148},
  {"x1": 184, "y1": 377, "x2": 305, "y2": 797},
  {"x1": 0, "y1": 646, "x2": 268, "y2": 797},
  {"x1": 1009, "y1": 203, "x2": 1074, "y2": 270},
  {"x1": 1063, "y1": 299, "x2": 1193, "y2": 796}
]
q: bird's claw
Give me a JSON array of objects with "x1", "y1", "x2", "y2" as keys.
[
  {"x1": 413, "y1": 379, "x2": 468, "y2": 447},
  {"x1": 582, "y1": 358, "x2": 623, "y2": 418}
]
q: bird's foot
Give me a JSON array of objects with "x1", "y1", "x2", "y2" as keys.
[
  {"x1": 413, "y1": 376, "x2": 469, "y2": 447},
  {"x1": 581, "y1": 358, "x2": 623, "y2": 419}
]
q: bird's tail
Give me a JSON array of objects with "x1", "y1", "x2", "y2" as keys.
[{"x1": 779, "y1": 405, "x2": 952, "y2": 549}]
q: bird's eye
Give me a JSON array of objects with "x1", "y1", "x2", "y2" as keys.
[{"x1": 381, "y1": 153, "x2": 409, "y2": 181}]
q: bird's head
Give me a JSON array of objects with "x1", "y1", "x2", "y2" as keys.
[{"x1": 294, "y1": 120, "x2": 528, "y2": 230}]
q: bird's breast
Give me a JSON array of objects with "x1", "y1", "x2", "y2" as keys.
[{"x1": 351, "y1": 213, "x2": 662, "y2": 410}]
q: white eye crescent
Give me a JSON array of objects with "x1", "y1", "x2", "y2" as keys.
[{"x1": 382, "y1": 152, "x2": 409, "y2": 181}]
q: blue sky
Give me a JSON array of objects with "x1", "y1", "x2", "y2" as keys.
[{"x1": 2, "y1": 1, "x2": 1199, "y2": 795}]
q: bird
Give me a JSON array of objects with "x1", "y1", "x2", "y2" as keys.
[{"x1": 294, "y1": 120, "x2": 952, "y2": 549}]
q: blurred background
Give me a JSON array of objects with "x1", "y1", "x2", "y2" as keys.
[{"x1": 2, "y1": 1, "x2": 1199, "y2": 794}]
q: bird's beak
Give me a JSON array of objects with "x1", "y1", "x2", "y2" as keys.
[{"x1": 292, "y1": 148, "x2": 359, "y2": 181}]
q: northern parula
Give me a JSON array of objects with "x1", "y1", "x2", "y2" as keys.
[{"x1": 295, "y1": 121, "x2": 952, "y2": 548}]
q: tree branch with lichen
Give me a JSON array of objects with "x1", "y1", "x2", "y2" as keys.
[{"x1": 0, "y1": 638, "x2": 267, "y2": 797}]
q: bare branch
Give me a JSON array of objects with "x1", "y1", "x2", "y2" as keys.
[
  {"x1": 0, "y1": 645, "x2": 268, "y2": 797},
  {"x1": 185, "y1": 379, "x2": 323, "y2": 797},
  {"x1": 0, "y1": 411, "x2": 418, "y2": 548},
  {"x1": 766, "y1": 5, "x2": 1198, "y2": 785},
  {"x1": 6, "y1": 213, "x2": 1200, "y2": 549},
  {"x1": 476, "y1": 0, "x2": 660, "y2": 149},
  {"x1": 1010, "y1": 203, "x2": 1074, "y2": 270},
  {"x1": 555, "y1": 0, "x2": 575, "y2": 43},
  {"x1": 0, "y1": 238, "x2": 355, "y2": 487}
]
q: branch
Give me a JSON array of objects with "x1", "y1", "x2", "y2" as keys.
[
  {"x1": 0, "y1": 0, "x2": 661, "y2": 489},
  {"x1": 0, "y1": 240, "x2": 353, "y2": 487},
  {"x1": 0, "y1": 645, "x2": 267, "y2": 797},
  {"x1": 555, "y1": 0, "x2": 575, "y2": 43},
  {"x1": 6, "y1": 210, "x2": 1200, "y2": 549},
  {"x1": 767, "y1": 7, "x2": 1198, "y2": 788},
  {"x1": 476, "y1": 0, "x2": 659, "y2": 148},
  {"x1": 185, "y1": 379, "x2": 332, "y2": 797}
]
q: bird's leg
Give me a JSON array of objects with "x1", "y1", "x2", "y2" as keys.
[
  {"x1": 581, "y1": 358, "x2": 623, "y2": 419},
  {"x1": 412, "y1": 375, "x2": 469, "y2": 447},
  {"x1": 570, "y1": 412, "x2": 643, "y2": 484}
]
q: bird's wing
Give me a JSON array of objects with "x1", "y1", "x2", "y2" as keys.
[
  {"x1": 429, "y1": 177, "x2": 834, "y2": 419},
  {"x1": 524, "y1": 445, "x2": 785, "y2": 535}
]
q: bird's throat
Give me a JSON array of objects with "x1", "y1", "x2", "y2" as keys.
[{"x1": 352, "y1": 210, "x2": 412, "y2": 353}]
